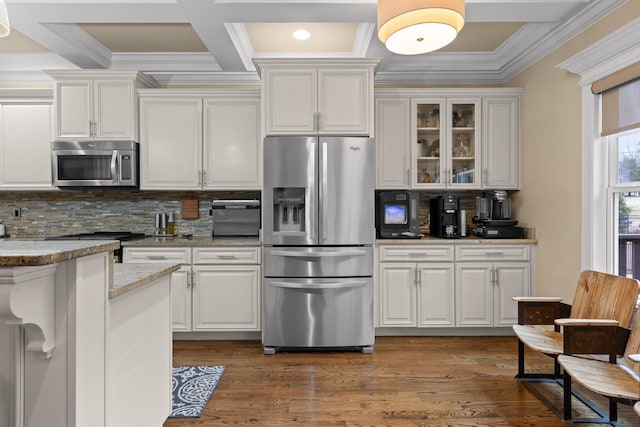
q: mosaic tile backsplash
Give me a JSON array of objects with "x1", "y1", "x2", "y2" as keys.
[
  {"x1": 0, "y1": 189, "x2": 499, "y2": 238},
  {"x1": 0, "y1": 190, "x2": 260, "y2": 238}
]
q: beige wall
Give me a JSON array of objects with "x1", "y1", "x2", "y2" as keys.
[{"x1": 507, "y1": 2, "x2": 640, "y2": 301}]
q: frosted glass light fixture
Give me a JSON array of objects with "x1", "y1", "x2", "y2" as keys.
[
  {"x1": 377, "y1": 0, "x2": 465, "y2": 55},
  {"x1": 0, "y1": 0, "x2": 9, "y2": 38}
]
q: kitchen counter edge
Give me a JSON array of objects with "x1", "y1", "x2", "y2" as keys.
[
  {"x1": 0, "y1": 240, "x2": 120, "y2": 267},
  {"x1": 110, "y1": 263, "x2": 181, "y2": 299},
  {"x1": 376, "y1": 237, "x2": 538, "y2": 244},
  {"x1": 121, "y1": 236, "x2": 262, "y2": 247}
]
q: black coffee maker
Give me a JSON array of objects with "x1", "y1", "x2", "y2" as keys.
[
  {"x1": 472, "y1": 190, "x2": 524, "y2": 238},
  {"x1": 430, "y1": 195, "x2": 460, "y2": 238}
]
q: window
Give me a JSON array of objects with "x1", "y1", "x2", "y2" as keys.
[{"x1": 610, "y1": 129, "x2": 640, "y2": 280}]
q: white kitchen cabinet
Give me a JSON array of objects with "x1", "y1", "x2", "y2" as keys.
[
  {"x1": 255, "y1": 59, "x2": 378, "y2": 136},
  {"x1": 375, "y1": 98, "x2": 410, "y2": 188},
  {"x1": 139, "y1": 97, "x2": 203, "y2": 190},
  {"x1": 374, "y1": 88, "x2": 522, "y2": 190},
  {"x1": 411, "y1": 98, "x2": 481, "y2": 189},
  {"x1": 455, "y1": 245, "x2": 531, "y2": 327},
  {"x1": 482, "y1": 97, "x2": 520, "y2": 189},
  {"x1": 0, "y1": 101, "x2": 54, "y2": 190},
  {"x1": 46, "y1": 70, "x2": 156, "y2": 141},
  {"x1": 123, "y1": 245, "x2": 261, "y2": 332},
  {"x1": 138, "y1": 89, "x2": 261, "y2": 190},
  {"x1": 203, "y1": 97, "x2": 261, "y2": 189},
  {"x1": 377, "y1": 245, "x2": 455, "y2": 328},
  {"x1": 192, "y1": 264, "x2": 261, "y2": 331}
]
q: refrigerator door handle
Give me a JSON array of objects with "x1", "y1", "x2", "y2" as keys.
[
  {"x1": 270, "y1": 250, "x2": 368, "y2": 258},
  {"x1": 271, "y1": 280, "x2": 367, "y2": 290},
  {"x1": 320, "y1": 141, "x2": 328, "y2": 243}
]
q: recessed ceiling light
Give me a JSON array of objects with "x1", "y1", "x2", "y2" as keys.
[{"x1": 292, "y1": 29, "x2": 311, "y2": 41}]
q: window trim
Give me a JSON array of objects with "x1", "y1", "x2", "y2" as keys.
[{"x1": 558, "y1": 16, "x2": 640, "y2": 274}]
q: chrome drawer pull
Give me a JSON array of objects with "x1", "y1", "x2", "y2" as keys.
[
  {"x1": 486, "y1": 252, "x2": 505, "y2": 256},
  {"x1": 147, "y1": 255, "x2": 167, "y2": 260},
  {"x1": 216, "y1": 255, "x2": 238, "y2": 260},
  {"x1": 408, "y1": 252, "x2": 428, "y2": 257}
]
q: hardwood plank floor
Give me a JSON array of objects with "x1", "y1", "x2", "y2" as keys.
[{"x1": 164, "y1": 336, "x2": 639, "y2": 426}]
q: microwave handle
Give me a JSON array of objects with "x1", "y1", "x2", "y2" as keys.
[{"x1": 110, "y1": 151, "x2": 119, "y2": 182}]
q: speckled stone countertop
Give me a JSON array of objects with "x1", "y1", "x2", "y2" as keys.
[
  {"x1": 110, "y1": 263, "x2": 181, "y2": 299},
  {"x1": 376, "y1": 236, "x2": 538, "y2": 244},
  {"x1": 0, "y1": 240, "x2": 120, "y2": 267},
  {"x1": 121, "y1": 235, "x2": 261, "y2": 247}
]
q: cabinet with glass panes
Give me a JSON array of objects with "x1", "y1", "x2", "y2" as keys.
[{"x1": 412, "y1": 98, "x2": 481, "y2": 189}]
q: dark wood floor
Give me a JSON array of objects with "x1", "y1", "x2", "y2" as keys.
[{"x1": 164, "y1": 336, "x2": 639, "y2": 426}]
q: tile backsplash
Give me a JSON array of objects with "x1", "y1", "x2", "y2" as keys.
[{"x1": 0, "y1": 190, "x2": 260, "y2": 238}]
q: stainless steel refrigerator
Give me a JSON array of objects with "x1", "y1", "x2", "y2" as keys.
[{"x1": 262, "y1": 135, "x2": 375, "y2": 354}]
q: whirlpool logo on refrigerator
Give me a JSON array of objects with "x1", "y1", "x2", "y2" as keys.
[{"x1": 349, "y1": 146, "x2": 361, "y2": 151}]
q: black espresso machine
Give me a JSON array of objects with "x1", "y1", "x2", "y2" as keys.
[
  {"x1": 472, "y1": 190, "x2": 524, "y2": 238},
  {"x1": 430, "y1": 195, "x2": 461, "y2": 238}
]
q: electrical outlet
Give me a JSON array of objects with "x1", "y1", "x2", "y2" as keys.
[{"x1": 12, "y1": 208, "x2": 21, "y2": 219}]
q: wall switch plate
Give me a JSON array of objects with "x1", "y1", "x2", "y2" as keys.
[{"x1": 12, "y1": 208, "x2": 21, "y2": 219}]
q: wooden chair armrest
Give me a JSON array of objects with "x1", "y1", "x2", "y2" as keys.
[
  {"x1": 512, "y1": 296, "x2": 563, "y2": 302},
  {"x1": 555, "y1": 318, "x2": 620, "y2": 327},
  {"x1": 629, "y1": 354, "x2": 640, "y2": 363}
]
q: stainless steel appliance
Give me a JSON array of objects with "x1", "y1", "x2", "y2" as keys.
[
  {"x1": 472, "y1": 191, "x2": 525, "y2": 238},
  {"x1": 211, "y1": 199, "x2": 260, "y2": 237},
  {"x1": 376, "y1": 190, "x2": 421, "y2": 238},
  {"x1": 429, "y1": 195, "x2": 461, "y2": 238},
  {"x1": 44, "y1": 231, "x2": 147, "y2": 262},
  {"x1": 262, "y1": 136, "x2": 374, "y2": 354},
  {"x1": 52, "y1": 141, "x2": 138, "y2": 187}
]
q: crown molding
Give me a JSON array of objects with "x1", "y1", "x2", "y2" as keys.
[
  {"x1": 110, "y1": 53, "x2": 221, "y2": 72},
  {"x1": 558, "y1": 16, "x2": 640, "y2": 86},
  {"x1": 41, "y1": 23, "x2": 112, "y2": 69}
]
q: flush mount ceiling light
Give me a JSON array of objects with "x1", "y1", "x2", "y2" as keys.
[
  {"x1": 0, "y1": 0, "x2": 9, "y2": 37},
  {"x1": 292, "y1": 29, "x2": 311, "y2": 41},
  {"x1": 377, "y1": 0, "x2": 465, "y2": 55}
]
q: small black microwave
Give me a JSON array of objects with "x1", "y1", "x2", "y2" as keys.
[
  {"x1": 375, "y1": 191, "x2": 420, "y2": 238},
  {"x1": 52, "y1": 140, "x2": 138, "y2": 187}
]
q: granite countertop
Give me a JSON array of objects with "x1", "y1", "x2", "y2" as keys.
[
  {"x1": 110, "y1": 263, "x2": 181, "y2": 299},
  {"x1": 0, "y1": 240, "x2": 120, "y2": 267},
  {"x1": 121, "y1": 235, "x2": 262, "y2": 247},
  {"x1": 376, "y1": 236, "x2": 538, "y2": 244}
]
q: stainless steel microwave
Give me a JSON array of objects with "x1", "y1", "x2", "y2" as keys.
[{"x1": 52, "y1": 140, "x2": 138, "y2": 187}]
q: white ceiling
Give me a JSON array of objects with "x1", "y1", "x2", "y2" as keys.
[{"x1": 0, "y1": 0, "x2": 629, "y2": 86}]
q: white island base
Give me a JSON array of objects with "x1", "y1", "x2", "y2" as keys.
[{"x1": 0, "y1": 242, "x2": 176, "y2": 427}]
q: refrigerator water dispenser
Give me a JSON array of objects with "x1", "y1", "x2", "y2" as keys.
[{"x1": 273, "y1": 188, "x2": 305, "y2": 232}]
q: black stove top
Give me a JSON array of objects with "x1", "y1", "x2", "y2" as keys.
[{"x1": 45, "y1": 232, "x2": 148, "y2": 241}]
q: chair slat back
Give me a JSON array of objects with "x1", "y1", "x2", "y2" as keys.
[
  {"x1": 570, "y1": 270, "x2": 639, "y2": 328},
  {"x1": 624, "y1": 311, "x2": 640, "y2": 371}
]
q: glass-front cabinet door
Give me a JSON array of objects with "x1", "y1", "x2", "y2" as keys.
[
  {"x1": 448, "y1": 99, "x2": 480, "y2": 188},
  {"x1": 412, "y1": 99, "x2": 445, "y2": 188},
  {"x1": 412, "y1": 98, "x2": 480, "y2": 189}
]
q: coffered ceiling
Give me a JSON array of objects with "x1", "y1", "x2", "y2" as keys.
[{"x1": 0, "y1": 0, "x2": 628, "y2": 86}]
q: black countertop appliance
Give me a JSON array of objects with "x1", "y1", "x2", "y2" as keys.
[{"x1": 430, "y1": 195, "x2": 460, "y2": 238}]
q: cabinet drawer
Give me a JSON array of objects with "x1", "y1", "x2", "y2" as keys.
[
  {"x1": 123, "y1": 247, "x2": 191, "y2": 264},
  {"x1": 456, "y1": 245, "x2": 530, "y2": 262},
  {"x1": 378, "y1": 245, "x2": 454, "y2": 262},
  {"x1": 193, "y1": 247, "x2": 261, "y2": 264}
]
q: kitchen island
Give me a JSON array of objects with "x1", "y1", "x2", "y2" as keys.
[{"x1": 0, "y1": 240, "x2": 180, "y2": 427}]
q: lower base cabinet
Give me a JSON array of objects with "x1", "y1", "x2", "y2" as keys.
[
  {"x1": 455, "y1": 262, "x2": 530, "y2": 327},
  {"x1": 377, "y1": 243, "x2": 533, "y2": 331},
  {"x1": 123, "y1": 246, "x2": 261, "y2": 332}
]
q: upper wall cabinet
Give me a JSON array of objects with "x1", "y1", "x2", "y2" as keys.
[
  {"x1": 46, "y1": 71, "x2": 157, "y2": 141},
  {"x1": 255, "y1": 59, "x2": 379, "y2": 136},
  {"x1": 138, "y1": 89, "x2": 261, "y2": 191},
  {"x1": 375, "y1": 88, "x2": 522, "y2": 190},
  {"x1": 0, "y1": 90, "x2": 54, "y2": 190}
]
